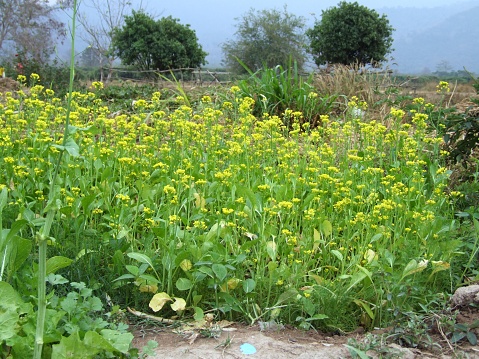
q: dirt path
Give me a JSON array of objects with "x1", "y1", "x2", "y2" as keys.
[{"x1": 131, "y1": 322, "x2": 479, "y2": 359}]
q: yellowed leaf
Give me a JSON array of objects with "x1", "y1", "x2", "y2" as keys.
[
  {"x1": 140, "y1": 284, "x2": 158, "y2": 293},
  {"x1": 364, "y1": 249, "x2": 376, "y2": 264},
  {"x1": 149, "y1": 292, "x2": 172, "y2": 312},
  {"x1": 193, "y1": 192, "x2": 205, "y2": 209},
  {"x1": 180, "y1": 259, "x2": 192, "y2": 272},
  {"x1": 227, "y1": 278, "x2": 240, "y2": 290},
  {"x1": 171, "y1": 297, "x2": 186, "y2": 312}
]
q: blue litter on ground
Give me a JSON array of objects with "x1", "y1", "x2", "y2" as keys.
[{"x1": 240, "y1": 343, "x2": 257, "y2": 355}]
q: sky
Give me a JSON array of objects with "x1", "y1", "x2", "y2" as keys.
[
  {"x1": 61, "y1": 0, "x2": 476, "y2": 71},
  {"x1": 136, "y1": 0, "x2": 472, "y2": 67}
]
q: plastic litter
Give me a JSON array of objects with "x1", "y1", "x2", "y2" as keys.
[{"x1": 240, "y1": 343, "x2": 257, "y2": 355}]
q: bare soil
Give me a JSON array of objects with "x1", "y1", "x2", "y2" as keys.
[{"x1": 131, "y1": 316, "x2": 479, "y2": 359}]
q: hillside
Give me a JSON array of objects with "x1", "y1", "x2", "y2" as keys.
[{"x1": 384, "y1": 3, "x2": 479, "y2": 73}]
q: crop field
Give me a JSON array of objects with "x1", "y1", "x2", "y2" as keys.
[{"x1": 1, "y1": 72, "x2": 478, "y2": 357}]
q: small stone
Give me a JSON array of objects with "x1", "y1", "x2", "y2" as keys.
[{"x1": 450, "y1": 285, "x2": 479, "y2": 307}]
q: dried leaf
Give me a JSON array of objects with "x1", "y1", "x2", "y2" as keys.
[
  {"x1": 171, "y1": 297, "x2": 186, "y2": 312},
  {"x1": 149, "y1": 292, "x2": 172, "y2": 312}
]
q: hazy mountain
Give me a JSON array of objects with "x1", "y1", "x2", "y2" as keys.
[{"x1": 380, "y1": 2, "x2": 479, "y2": 74}]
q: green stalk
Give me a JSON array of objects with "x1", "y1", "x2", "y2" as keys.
[{"x1": 33, "y1": 1, "x2": 78, "y2": 357}]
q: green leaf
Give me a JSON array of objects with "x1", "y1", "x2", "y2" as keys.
[
  {"x1": 194, "y1": 306, "x2": 204, "y2": 321},
  {"x1": 2, "y1": 235, "x2": 32, "y2": 280},
  {"x1": 275, "y1": 288, "x2": 299, "y2": 305},
  {"x1": 0, "y1": 282, "x2": 25, "y2": 341},
  {"x1": 52, "y1": 331, "x2": 98, "y2": 358},
  {"x1": 212, "y1": 263, "x2": 227, "y2": 282},
  {"x1": 127, "y1": 252, "x2": 155, "y2": 268},
  {"x1": 353, "y1": 299, "x2": 375, "y2": 320},
  {"x1": 346, "y1": 271, "x2": 367, "y2": 292},
  {"x1": 266, "y1": 241, "x2": 277, "y2": 261},
  {"x1": 176, "y1": 277, "x2": 193, "y2": 291},
  {"x1": 46, "y1": 256, "x2": 73, "y2": 275},
  {"x1": 100, "y1": 329, "x2": 133, "y2": 354},
  {"x1": 321, "y1": 220, "x2": 332, "y2": 237},
  {"x1": 331, "y1": 249, "x2": 343, "y2": 262},
  {"x1": 83, "y1": 331, "x2": 116, "y2": 353},
  {"x1": 344, "y1": 344, "x2": 370, "y2": 359},
  {"x1": 401, "y1": 259, "x2": 428, "y2": 281},
  {"x1": 451, "y1": 331, "x2": 466, "y2": 343},
  {"x1": 305, "y1": 314, "x2": 329, "y2": 322},
  {"x1": 467, "y1": 331, "x2": 477, "y2": 345},
  {"x1": 243, "y1": 278, "x2": 256, "y2": 293},
  {"x1": 53, "y1": 137, "x2": 80, "y2": 157},
  {"x1": 0, "y1": 187, "x2": 7, "y2": 211}
]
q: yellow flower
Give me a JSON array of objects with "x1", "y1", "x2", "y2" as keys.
[
  {"x1": 436, "y1": 81, "x2": 450, "y2": 93},
  {"x1": 30, "y1": 73, "x2": 40, "y2": 82},
  {"x1": 91, "y1": 81, "x2": 104, "y2": 90}
]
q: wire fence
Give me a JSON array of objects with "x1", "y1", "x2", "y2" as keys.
[{"x1": 102, "y1": 66, "x2": 234, "y2": 85}]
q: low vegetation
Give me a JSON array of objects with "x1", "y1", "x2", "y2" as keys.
[{"x1": 0, "y1": 67, "x2": 478, "y2": 357}]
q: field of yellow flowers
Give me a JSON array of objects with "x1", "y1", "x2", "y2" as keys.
[{"x1": 0, "y1": 75, "x2": 466, "y2": 337}]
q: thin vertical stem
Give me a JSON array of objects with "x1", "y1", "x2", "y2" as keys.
[{"x1": 33, "y1": 1, "x2": 78, "y2": 357}]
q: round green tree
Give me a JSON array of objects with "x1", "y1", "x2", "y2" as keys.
[
  {"x1": 307, "y1": 1, "x2": 394, "y2": 67},
  {"x1": 112, "y1": 11, "x2": 207, "y2": 73},
  {"x1": 222, "y1": 6, "x2": 308, "y2": 74}
]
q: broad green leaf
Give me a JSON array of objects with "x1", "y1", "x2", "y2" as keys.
[
  {"x1": 331, "y1": 249, "x2": 343, "y2": 262},
  {"x1": 53, "y1": 137, "x2": 80, "y2": 157},
  {"x1": 46, "y1": 256, "x2": 73, "y2": 275},
  {"x1": 194, "y1": 306, "x2": 204, "y2": 321},
  {"x1": 212, "y1": 263, "x2": 227, "y2": 282},
  {"x1": 0, "y1": 282, "x2": 26, "y2": 341},
  {"x1": 266, "y1": 241, "x2": 277, "y2": 261},
  {"x1": 149, "y1": 292, "x2": 172, "y2": 312},
  {"x1": 3, "y1": 235, "x2": 32, "y2": 280},
  {"x1": 127, "y1": 252, "x2": 155, "y2": 268},
  {"x1": 236, "y1": 185, "x2": 261, "y2": 210},
  {"x1": 100, "y1": 329, "x2": 134, "y2": 354},
  {"x1": 176, "y1": 277, "x2": 193, "y2": 291},
  {"x1": 243, "y1": 278, "x2": 256, "y2": 293},
  {"x1": 370, "y1": 233, "x2": 383, "y2": 243},
  {"x1": 346, "y1": 271, "x2": 367, "y2": 292},
  {"x1": 275, "y1": 288, "x2": 299, "y2": 305},
  {"x1": 83, "y1": 331, "x2": 116, "y2": 353},
  {"x1": 51, "y1": 331, "x2": 98, "y2": 358},
  {"x1": 313, "y1": 228, "x2": 321, "y2": 242},
  {"x1": 401, "y1": 259, "x2": 428, "y2": 281},
  {"x1": 467, "y1": 331, "x2": 477, "y2": 345}
]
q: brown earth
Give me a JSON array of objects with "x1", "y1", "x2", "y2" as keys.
[{"x1": 130, "y1": 314, "x2": 479, "y2": 359}]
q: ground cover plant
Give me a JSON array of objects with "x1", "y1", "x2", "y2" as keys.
[{"x1": 0, "y1": 68, "x2": 478, "y2": 357}]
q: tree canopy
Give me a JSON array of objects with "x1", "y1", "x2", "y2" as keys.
[
  {"x1": 78, "y1": 0, "x2": 134, "y2": 82},
  {"x1": 0, "y1": 0, "x2": 67, "y2": 63},
  {"x1": 307, "y1": 1, "x2": 394, "y2": 67},
  {"x1": 112, "y1": 11, "x2": 207, "y2": 74},
  {"x1": 222, "y1": 6, "x2": 308, "y2": 74}
]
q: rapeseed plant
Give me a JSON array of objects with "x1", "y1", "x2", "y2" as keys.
[{"x1": 0, "y1": 78, "x2": 462, "y2": 333}]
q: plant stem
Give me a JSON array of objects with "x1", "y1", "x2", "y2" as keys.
[{"x1": 33, "y1": 1, "x2": 78, "y2": 357}]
